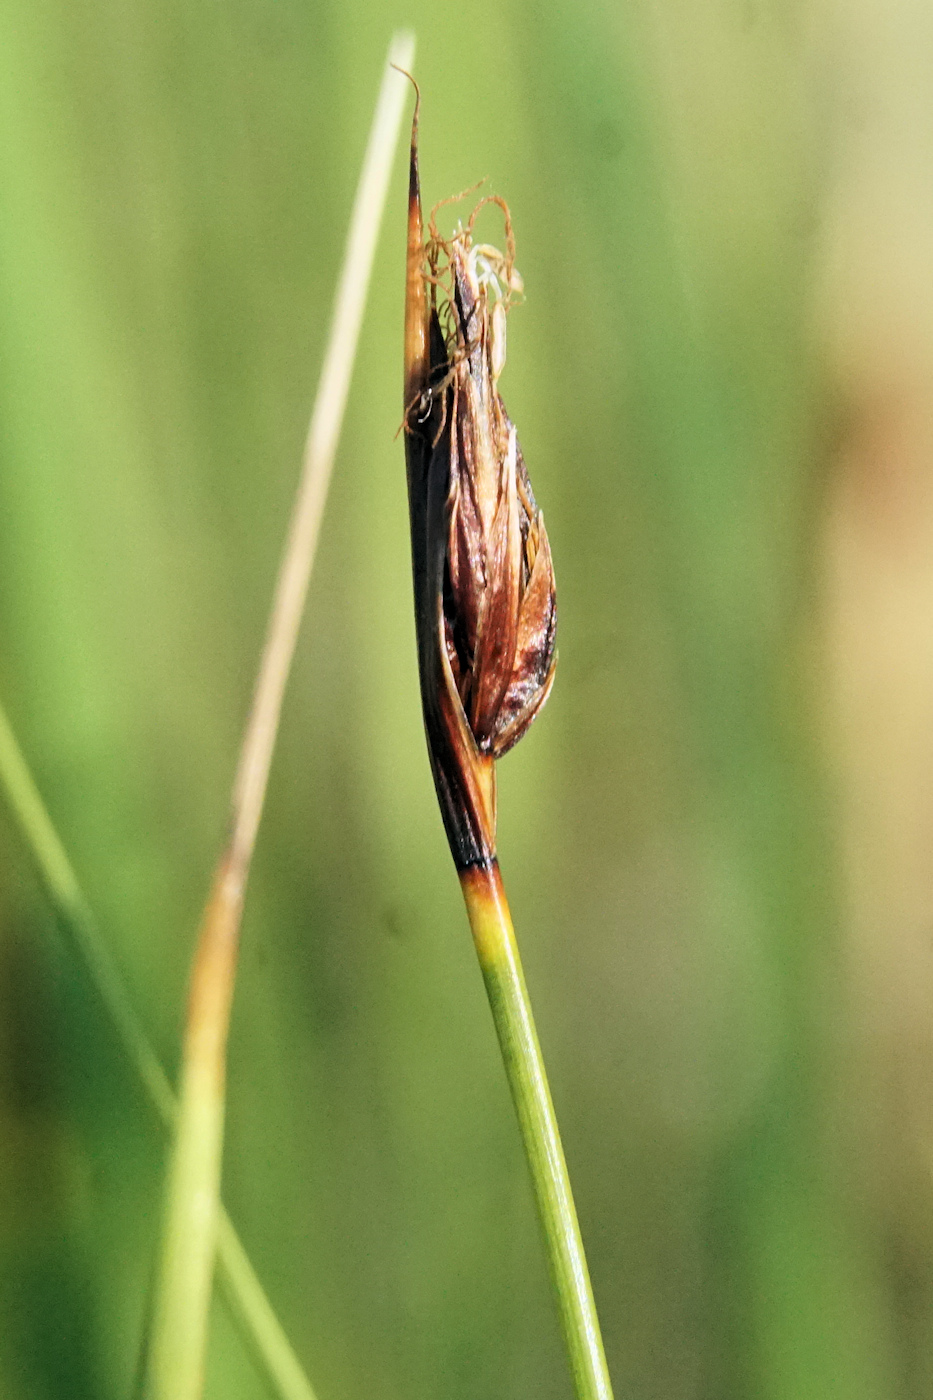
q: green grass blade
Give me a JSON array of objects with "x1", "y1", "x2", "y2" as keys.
[{"x1": 0, "y1": 697, "x2": 320, "y2": 1400}]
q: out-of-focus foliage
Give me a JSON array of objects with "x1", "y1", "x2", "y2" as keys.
[{"x1": 0, "y1": 0, "x2": 931, "y2": 1397}]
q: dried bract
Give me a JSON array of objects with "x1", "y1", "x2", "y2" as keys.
[{"x1": 403, "y1": 92, "x2": 556, "y2": 869}]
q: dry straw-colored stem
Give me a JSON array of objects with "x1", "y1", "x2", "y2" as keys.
[{"x1": 143, "y1": 32, "x2": 416, "y2": 1400}]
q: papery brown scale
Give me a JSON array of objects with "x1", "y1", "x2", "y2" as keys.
[
  {"x1": 490, "y1": 521, "x2": 557, "y2": 757},
  {"x1": 448, "y1": 384, "x2": 486, "y2": 656},
  {"x1": 469, "y1": 432, "x2": 522, "y2": 746}
]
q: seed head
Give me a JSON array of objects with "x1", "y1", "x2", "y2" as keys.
[{"x1": 403, "y1": 92, "x2": 556, "y2": 869}]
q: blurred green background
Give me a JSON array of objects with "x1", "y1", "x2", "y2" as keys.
[{"x1": 1, "y1": 0, "x2": 932, "y2": 1396}]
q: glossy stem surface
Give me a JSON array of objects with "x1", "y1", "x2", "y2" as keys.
[{"x1": 460, "y1": 861, "x2": 614, "y2": 1400}]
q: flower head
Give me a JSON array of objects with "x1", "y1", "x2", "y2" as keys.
[{"x1": 403, "y1": 97, "x2": 556, "y2": 869}]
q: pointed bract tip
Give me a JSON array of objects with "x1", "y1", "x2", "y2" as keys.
[{"x1": 402, "y1": 74, "x2": 429, "y2": 409}]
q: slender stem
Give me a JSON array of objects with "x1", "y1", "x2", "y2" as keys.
[
  {"x1": 143, "y1": 32, "x2": 417, "y2": 1400},
  {"x1": 144, "y1": 861, "x2": 240, "y2": 1400},
  {"x1": 0, "y1": 699, "x2": 319, "y2": 1400},
  {"x1": 214, "y1": 1213, "x2": 320, "y2": 1400},
  {"x1": 459, "y1": 861, "x2": 613, "y2": 1400}
]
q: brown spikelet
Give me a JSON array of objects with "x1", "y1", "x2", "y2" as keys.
[{"x1": 402, "y1": 90, "x2": 557, "y2": 869}]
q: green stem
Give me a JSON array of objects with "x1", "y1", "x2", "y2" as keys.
[
  {"x1": 0, "y1": 698, "x2": 319, "y2": 1400},
  {"x1": 460, "y1": 861, "x2": 613, "y2": 1400}
]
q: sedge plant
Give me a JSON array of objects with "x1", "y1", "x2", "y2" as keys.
[{"x1": 400, "y1": 83, "x2": 614, "y2": 1400}]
